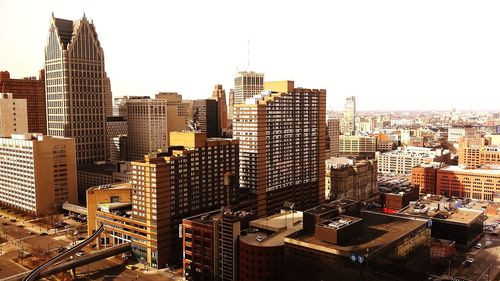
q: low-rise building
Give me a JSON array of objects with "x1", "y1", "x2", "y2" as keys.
[
  {"x1": 378, "y1": 180, "x2": 419, "y2": 214},
  {"x1": 338, "y1": 135, "x2": 377, "y2": 159},
  {"x1": 411, "y1": 162, "x2": 447, "y2": 194},
  {"x1": 448, "y1": 126, "x2": 477, "y2": 143},
  {"x1": 284, "y1": 202, "x2": 431, "y2": 281},
  {"x1": 325, "y1": 157, "x2": 378, "y2": 201},
  {"x1": 377, "y1": 147, "x2": 450, "y2": 175},
  {"x1": 398, "y1": 196, "x2": 485, "y2": 247},
  {"x1": 436, "y1": 165, "x2": 500, "y2": 201}
]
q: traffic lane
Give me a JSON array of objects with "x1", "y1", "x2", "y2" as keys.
[
  {"x1": 0, "y1": 250, "x2": 29, "y2": 278},
  {"x1": 75, "y1": 258, "x2": 173, "y2": 281},
  {"x1": 453, "y1": 236, "x2": 500, "y2": 279}
]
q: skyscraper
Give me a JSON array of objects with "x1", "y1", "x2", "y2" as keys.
[
  {"x1": 0, "y1": 70, "x2": 46, "y2": 134},
  {"x1": 212, "y1": 84, "x2": 228, "y2": 133},
  {"x1": 341, "y1": 96, "x2": 356, "y2": 135},
  {"x1": 233, "y1": 71, "x2": 264, "y2": 105},
  {"x1": 327, "y1": 118, "x2": 340, "y2": 157},
  {"x1": 233, "y1": 81, "x2": 326, "y2": 217},
  {"x1": 0, "y1": 93, "x2": 28, "y2": 137},
  {"x1": 45, "y1": 14, "x2": 111, "y2": 165},
  {"x1": 127, "y1": 94, "x2": 190, "y2": 161},
  {"x1": 192, "y1": 99, "x2": 219, "y2": 137}
]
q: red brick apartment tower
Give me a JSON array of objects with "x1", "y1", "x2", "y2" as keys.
[{"x1": 0, "y1": 70, "x2": 46, "y2": 134}]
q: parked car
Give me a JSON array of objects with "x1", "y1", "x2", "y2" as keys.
[
  {"x1": 39, "y1": 232, "x2": 48, "y2": 236},
  {"x1": 462, "y1": 258, "x2": 475, "y2": 266},
  {"x1": 475, "y1": 243, "x2": 482, "y2": 249}
]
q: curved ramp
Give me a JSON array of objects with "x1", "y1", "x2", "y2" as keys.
[{"x1": 22, "y1": 223, "x2": 105, "y2": 281}]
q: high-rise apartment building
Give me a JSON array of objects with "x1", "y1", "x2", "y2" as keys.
[
  {"x1": 127, "y1": 94, "x2": 190, "y2": 161},
  {"x1": 0, "y1": 71, "x2": 46, "y2": 134},
  {"x1": 341, "y1": 96, "x2": 356, "y2": 135},
  {"x1": 327, "y1": 118, "x2": 340, "y2": 157},
  {"x1": 338, "y1": 135, "x2": 377, "y2": 159},
  {"x1": 129, "y1": 132, "x2": 238, "y2": 267},
  {"x1": 0, "y1": 133, "x2": 76, "y2": 215},
  {"x1": 233, "y1": 80, "x2": 326, "y2": 217},
  {"x1": 0, "y1": 93, "x2": 28, "y2": 137},
  {"x1": 192, "y1": 99, "x2": 219, "y2": 137},
  {"x1": 45, "y1": 15, "x2": 111, "y2": 165},
  {"x1": 212, "y1": 84, "x2": 228, "y2": 133},
  {"x1": 233, "y1": 71, "x2": 264, "y2": 105}
]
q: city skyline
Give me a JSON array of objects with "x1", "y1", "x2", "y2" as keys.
[{"x1": 1, "y1": 0, "x2": 500, "y2": 111}]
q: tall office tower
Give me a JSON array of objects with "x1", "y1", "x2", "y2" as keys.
[
  {"x1": 127, "y1": 94, "x2": 191, "y2": 161},
  {"x1": 233, "y1": 81, "x2": 326, "y2": 217},
  {"x1": 341, "y1": 96, "x2": 356, "y2": 135},
  {"x1": 233, "y1": 71, "x2": 264, "y2": 105},
  {"x1": 0, "y1": 70, "x2": 46, "y2": 134},
  {"x1": 104, "y1": 75, "x2": 113, "y2": 117},
  {"x1": 0, "y1": 133, "x2": 76, "y2": 215},
  {"x1": 0, "y1": 93, "x2": 28, "y2": 137},
  {"x1": 106, "y1": 116, "x2": 127, "y2": 161},
  {"x1": 212, "y1": 84, "x2": 228, "y2": 133},
  {"x1": 192, "y1": 99, "x2": 219, "y2": 137},
  {"x1": 113, "y1": 96, "x2": 129, "y2": 117},
  {"x1": 129, "y1": 132, "x2": 239, "y2": 268},
  {"x1": 45, "y1": 15, "x2": 107, "y2": 165},
  {"x1": 327, "y1": 118, "x2": 340, "y2": 157},
  {"x1": 228, "y1": 89, "x2": 235, "y2": 127}
]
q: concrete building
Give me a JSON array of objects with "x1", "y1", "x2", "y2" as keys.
[
  {"x1": 104, "y1": 76, "x2": 113, "y2": 117},
  {"x1": 212, "y1": 84, "x2": 228, "y2": 134},
  {"x1": 436, "y1": 165, "x2": 500, "y2": 201},
  {"x1": 327, "y1": 118, "x2": 340, "y2": 157},
  {"x1": 338, "y1": 135, "x2": 377, "y2": 159},
  {"x1": 88, "y1": 133, "x2": 239, "y2": 269},
  {"x1": 239, "y1": 210, "x2": 303, "y2": 281},
  {"x1": 340, "y1": 96, "x2": 356, "y2": 135},
  {"x1": 233, "y1": 81, "x2": 326, "y2": 217},
  {"x1": 0, "y1": 133, "x2": 76, "y2": 215},
  {"x1": 0, "y1": 93, "x2": 28, "y2": 137},
  {"x1": 0, "y1": 70, "x2": 46, "y2": 134},
  {"x1": 106, "y1": 116, "x2": 127, "y2": 162},
  {"x1": 126, "y1": 94, "x2": 190, "y2": 161},
  {"x1": 233, "y1": 71, "x2": 264, "y2": 105},
  {"x1": 325, "y1": 157, "x2": 378, "y2": 201},
  {"x1": 182, "y1": 209, "x2": 256, "y2": 281},
  {"x1": 398, "y1": 196, "x2": 485, "y2": 246},
  {"x1": 411, "y1": 162, "x2": 446, "y2": 194},
  {"x1": 45, "y1": 15, "x2": 111, "y2": 165},
  {"x1": 192, "y1": 99, "x2": 219, "y2": 137},
  {"x1": 458, "y1": 137, "x2": 500, "y2": 168},
  {"x1": 285, "y1": 201, "x2": 431, "y2": 281},
  {"x1": 448, "y1": 126, "x2": 477, "y2": 143},
  {"x1": 377, "y1": 147, "x2": 450, "y2": 175}
]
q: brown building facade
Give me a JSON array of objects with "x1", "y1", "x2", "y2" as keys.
[
  {"x1": 0, "y1": 70, "x2": 46, "y2": 134},
  {"x1": 233, "y1": 81, "x2": 326, "y2": 217},
  {"x1": 325, "y1": 158, "x2": 378, "y2": 201}
]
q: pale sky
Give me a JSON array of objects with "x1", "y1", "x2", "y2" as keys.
[{"x1": 1, "y1": 0, "x2": 500, "y2": 111}]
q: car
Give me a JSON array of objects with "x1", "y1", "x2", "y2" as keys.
[
  {"x1": 39, "y1": 232, "x2": 48, "y2": 236},
  {"x1": 57, "y1": 247, "x2": 66, "y2": 253},
  {"x1": 76, "y1": 251, "x2": 85, "y2": 257},
  {"x1": 256, "y1": 235, "x2": 263, "y2": 242},
  {"x1": 462, "y1": 257, "x2": 475, "y2": 267},
  {"x1": 9, "y1": 219, "x2": 16, "y2": 222},
  {"x1": 77, "y1": 237, "x2": 85, "y2": 241},
  {"x1": 475, "y1": 243, "x2": 482, "y2": 249},
  {"x1": 17, "y1": 225, "x2": 24, "y2": 228}
]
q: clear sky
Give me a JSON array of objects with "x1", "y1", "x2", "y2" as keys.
[{"x1": 1, "y1": 0, "x2": 500, "y2": 111}]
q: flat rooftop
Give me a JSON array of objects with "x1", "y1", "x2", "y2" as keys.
[
  {"x1": 285, "y1": 211, "x2": 428, "y2": 258},
  {"x1": 439, "y1": 165, "x2": 500, "y2": 176},
  {"x1": 240, "y1": 211, "x2": 303, "y2": 247},
  {"x1": 398, "y1": 198, "x2": 483, "y2": 224}
]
